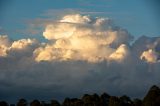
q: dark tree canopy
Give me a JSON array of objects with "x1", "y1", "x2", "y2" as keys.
[
  {"x1": 142, "y1": 85, "x2": 160, "y2": 106},
  {"x1": 0, "y1": 101, "x2": 9, "y2": 106},
  {"x1": 51, "y1": 99, "x2": 61, "y2": 106},
  {"x1": 30, "y1": 100, "x2": 41, "y2": 106},
  {"x1": 17, "y1": 99, "x2": 27, "y2": 106},
  {"x1": 1, "y1": 85, "x2": 160, "y2": 106}
]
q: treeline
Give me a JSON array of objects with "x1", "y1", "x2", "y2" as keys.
[{"x1": 1, "y1": 85, "x2": 160, "y2": 106}]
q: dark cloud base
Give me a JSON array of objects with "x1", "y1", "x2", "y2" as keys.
[{"x1": 0, "y1": 59, "x2": 160, "y2": 103}]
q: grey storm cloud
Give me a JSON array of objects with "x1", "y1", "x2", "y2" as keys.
[{"x1": 0, "y1": 14, "x2": 160, "y2": 102}]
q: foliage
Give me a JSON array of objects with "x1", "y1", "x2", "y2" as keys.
[{"x1": 1, "y1": 85, "x2": 160, "y2": 106}]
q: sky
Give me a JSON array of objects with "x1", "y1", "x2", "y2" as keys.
[
  {"x1": 0, "y1": 0, "x2": 160, "y2": 40},
  {"x1": 0, "y1": 0, "x2": 160, "y2": 103}
]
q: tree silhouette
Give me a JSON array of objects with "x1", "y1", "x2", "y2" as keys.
[
  {"x1": 133, "y1": 98, "x2": 142, "y2": 106},
  {"x1": 62, "y1": 98, "x2": 71, "y2": 106},
  {"x1": 82, "y1": 93, "x2": 102, "y2": 106},
  {"x1": 0, "y1": 101, "x2": 9, "y2": 106},
  {"x1": 51, "y1": 99, "x2": 61, "y2": 106},
  {"x1": 119, "y1": 95, "x2": 132, "y2": 106},
  {"x1": 108, "y1": 96, "x2": 123, "y2": 106},
  {"x1": 17, "y1": 99, "x2": 27, "y2": 106},
  {"x1": 100, "y1": 93, "x2": 110, "y2": 106},
  {"x1": 1, "y1": 85, "x2": 160, "y2": 106},
  {"x1": 142, "y1": 85, "x2": 160, "y2": 106},
  {"x1": 30, "y1": 100, "x2": 41, "y2": 106}
]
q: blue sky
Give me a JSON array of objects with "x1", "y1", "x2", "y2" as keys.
[{"x1": 0, "y1": 0, "x2": 160, "y2": 40}]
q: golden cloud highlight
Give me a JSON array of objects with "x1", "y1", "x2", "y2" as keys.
[{"x1": 34, "y1": 14, "x2": 132, "y2": 62}]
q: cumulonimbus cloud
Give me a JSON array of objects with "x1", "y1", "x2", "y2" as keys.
[
  {"x1": 35, "y1": 14, "x2": 133, "y2": 62},
  {"x1": 0, "y1": 14, "x2": 160, "y2": 102}
]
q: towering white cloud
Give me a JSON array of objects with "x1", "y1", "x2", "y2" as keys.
[
  {"x1": 0, "y1": 14, "x2": 160, "y2": 102},
  {"x1": 36, "y1": 14, "x2": 132, "y2": 62}
]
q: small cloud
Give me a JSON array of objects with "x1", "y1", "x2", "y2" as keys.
[
  {"x1": 109, "y1": 44, "x2": 130, "y2": 62},
  {"x1": 141, "y1": 49, "x2": 159, "y2": 63}
]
